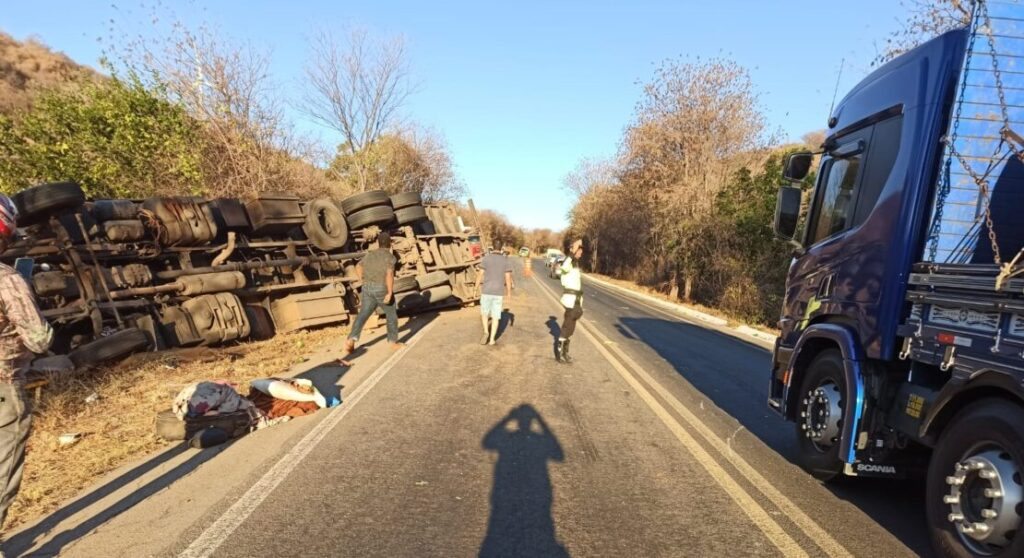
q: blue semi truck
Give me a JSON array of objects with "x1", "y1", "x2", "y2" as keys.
[{"x1": 770, "y1": 2, "x2": 1024, "y2": 556}]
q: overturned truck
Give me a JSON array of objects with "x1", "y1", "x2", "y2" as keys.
[{"x1": 1, "y1": 182, "x2": 482, "y2": 368}]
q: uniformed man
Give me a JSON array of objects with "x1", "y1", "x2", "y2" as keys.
[
  {"x1": 555, "y1": 239, "x2": 584, "y2": 363},
  {"x1": 0, "y1": 194, "x2": 52, "y2": 539}
]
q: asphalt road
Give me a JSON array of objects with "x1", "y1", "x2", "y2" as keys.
[
  {"x1": 529, "y1": 261, "x2": 931, "y2": 557},
  {"x1": 43, "y1": 258, "x2": 932, "y2": 557}
]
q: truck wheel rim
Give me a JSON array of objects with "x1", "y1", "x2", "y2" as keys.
[
  {"x1": 945, "y1": 447, "x2": 1024, "y2": 554},
  {"x1": 801, "y1": 381, "x2": 842, "y2": 450}
]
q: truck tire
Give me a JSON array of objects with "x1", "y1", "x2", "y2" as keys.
[
  {"x1": 13, "y1": 182, "x2": 86, "y2": 226},
  {"x1": 390, "y1": 191, "x2": 422, "y2": 210},
  {"x1": 69, "y1": 327, "x2": 151, "y2": 368},
  {"x1": 415, "y1": 219, "x2": 436, "y2": 236},
  {"x1": 394, "y1": 275, "x2": 418, "y2": 293},
  {"x1": 303, "y1": 198, "x2": 349, "y2": 250},
  {"x1": 395, "y1": 205, "x2": 428, "y2": 225},
  {"x1": 244, "y1": 305, "x2": 275, "y2": 341},
  {"x1": 416, "y1": 270, "x2": 449, "y2": 290},
  {"x1": 926, "y1": 399, "x2": 1024, "y2": 558},
  {"x1": 794, "y1": 349, "x2": 847, "y2": 481},
  {"x1": 340, "y1": 190, "x2": 390, "y2": 215},
  {"x1": 347, "y1": 206, "x2": 395, "y2": 230}
]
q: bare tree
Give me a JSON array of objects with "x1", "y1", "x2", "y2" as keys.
[
  {"x1": 563, "y1": 156, "x2": 618, "y2": 199},
  {"x1": 875, "y1": 0, "x2": 972, "y2": 65},
  {"x1": 104, "y1": 6, "x2": 330, "y2": 198},
  {"x1": 302, "y1": 28, "x2": 414, "y2": 191}
]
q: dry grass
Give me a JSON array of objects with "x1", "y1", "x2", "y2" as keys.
[
  {"x1": 587, "y1": 272, "x2": 780, "y2": 335},
  {"x1": 6, "y1": 324, "x2": 347, "y2": 531}
]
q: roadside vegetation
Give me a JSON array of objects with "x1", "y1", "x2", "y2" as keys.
[
  {"x1": 563, "y1": 0, "x2": 966, "y2": 326},
  {"x1": 0, "y1": 9, "x2": 460, "y2": 202}
]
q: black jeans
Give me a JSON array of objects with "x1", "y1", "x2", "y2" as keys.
[{"x1": 561, "y1": 302, "x2": 583, "y2": 339}]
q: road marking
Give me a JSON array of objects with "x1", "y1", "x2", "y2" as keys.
[
  {"x1": 179, "y1": 319, "x2": 439, "y2": 558},
  {"x1": 533, "y1": 276, "x2": 851, "y2": 558},
  {"x1": 584, "y1": 279, "x2": 774, "y2": 349}
]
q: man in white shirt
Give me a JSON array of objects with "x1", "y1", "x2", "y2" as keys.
[{"x1": 555, "y1": 239, "x2": 584, "y2": 363}]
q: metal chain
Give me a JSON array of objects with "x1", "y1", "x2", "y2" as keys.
[{"x1": 941, "y1": 0, "x2": 1020, "y2": 268}]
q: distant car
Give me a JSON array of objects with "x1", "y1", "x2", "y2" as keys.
[
  {"x1": 544, "y1": 249, "x2": 564, "y2": 265},
  {"x1": 518, "y1": 247, "x2": 530, "y2": 258},
  {"x1": 548, "y1": 255, "x2": 565, "y2": 278}
]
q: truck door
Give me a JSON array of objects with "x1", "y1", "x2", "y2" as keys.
[{"x1": 781, "y1": 128, "x2": 873, "y2": 345}]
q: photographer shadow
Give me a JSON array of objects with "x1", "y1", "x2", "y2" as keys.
[{"x1": 480, "y1": 404, "x2": 568, "y2": 558}]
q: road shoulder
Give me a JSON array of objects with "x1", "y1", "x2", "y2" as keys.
[{"x1": 7, "y1": 315, "x2": 434, "y2": 558}]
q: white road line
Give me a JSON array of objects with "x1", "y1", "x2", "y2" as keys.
[
  {"x1": 533, "y1": 276, "x2": 852, "y2": 558},
  {"x1": 584, "y1": 279, "x2": 774, "y2": 349},
  {"x1": 179, "y1": 319, "x2": 439, "y2": 558}
]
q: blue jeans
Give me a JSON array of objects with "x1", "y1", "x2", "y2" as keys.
[{"x1": 348, "y1": 285, "x2": 398, "y2": 344}]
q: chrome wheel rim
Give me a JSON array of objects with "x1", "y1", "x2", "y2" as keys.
[
  {"x1": 944, "y1": 446, "x2": 1024, "y2": 555},
  {"x1": 800, "y1": 381, "x2": 843, "y2": 451}
]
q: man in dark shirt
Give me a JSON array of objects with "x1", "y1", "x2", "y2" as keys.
[
  {"x1": 344, "y1": 232, "x2": 400, "y2": 356},
  {"x1": 476, "y1": 240, "x2": 513, "y2": 345}
]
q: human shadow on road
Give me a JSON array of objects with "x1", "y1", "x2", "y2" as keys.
[
  {"x1": 615, "y1": 316, "x2": 931, "y2": 556},
  {"x1": 494, "y1": 311, "x2": 515, "y2": 341},
  {"x1": 480, "y1": 404, "x2": 568, "y2": 558},
  {"x1": 545, "y1": 317, "x2": 561, "y2": 360},
  {"x1": 7, "y1": 443, "x2": 226, "y2": 557}
]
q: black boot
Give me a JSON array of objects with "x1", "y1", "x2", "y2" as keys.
[{"x1": 560, "y1": 339, "x2": 573, "y2": 364}]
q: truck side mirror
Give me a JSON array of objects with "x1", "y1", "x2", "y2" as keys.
[
  {"x1": 774, "y1": 185, "x2": 803, "y2": 243},
  {"x1": 783, "y1": 152, "x2": 813, "y2": 182}
]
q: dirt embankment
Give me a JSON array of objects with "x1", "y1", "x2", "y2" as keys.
[{"x1": 0, "y1": 31, "x2": 95, "y2": 114}]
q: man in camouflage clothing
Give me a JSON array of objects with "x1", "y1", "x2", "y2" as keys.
[{"x1": 0, "y1": 194, "x2": 52, "y2": 540}]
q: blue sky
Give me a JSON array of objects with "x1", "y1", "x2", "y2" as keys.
[{"x1": 4, "y1": 1, "x2": 905, "y2": 230}]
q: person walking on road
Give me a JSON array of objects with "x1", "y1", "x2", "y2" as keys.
[
  {"x1": 555, "y1": 239, "x2": 584, "y2": 363},
  {"x1": 344, "y1": 232, "x2": 401, "y2": 360},
  {"x1": 0, "y1": 194, "x2": 53, "y2": 546},
  {"x1": 477, "y1": 240, "x2": 513, "y2": 345}
]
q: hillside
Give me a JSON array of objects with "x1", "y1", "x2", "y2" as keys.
[{"x1": 0, "y1": 31, "x2": 94, "y2": 113}]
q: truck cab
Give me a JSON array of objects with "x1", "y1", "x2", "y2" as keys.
[
  {"x1": 769, "y1": 4, "x2": 1024, "y2": 555},
  {"x1": 769, "y1": 30, "x2": 968, "y2": 447}
]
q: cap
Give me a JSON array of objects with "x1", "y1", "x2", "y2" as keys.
[{"x1": 0, "y1": 194, "x2": 17, "y2": 241}]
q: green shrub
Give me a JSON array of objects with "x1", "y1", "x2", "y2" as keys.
[{"x1": 0, "y1": 74, "x2": 204, "y2": 198}]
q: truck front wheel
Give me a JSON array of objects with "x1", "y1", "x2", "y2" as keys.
[
  {"x1": 927, "y1": 399, "x2": 1024, "y2": 558},
  {"x1": 795, "y1": 349, "x2": 846, "y2": 481}
]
